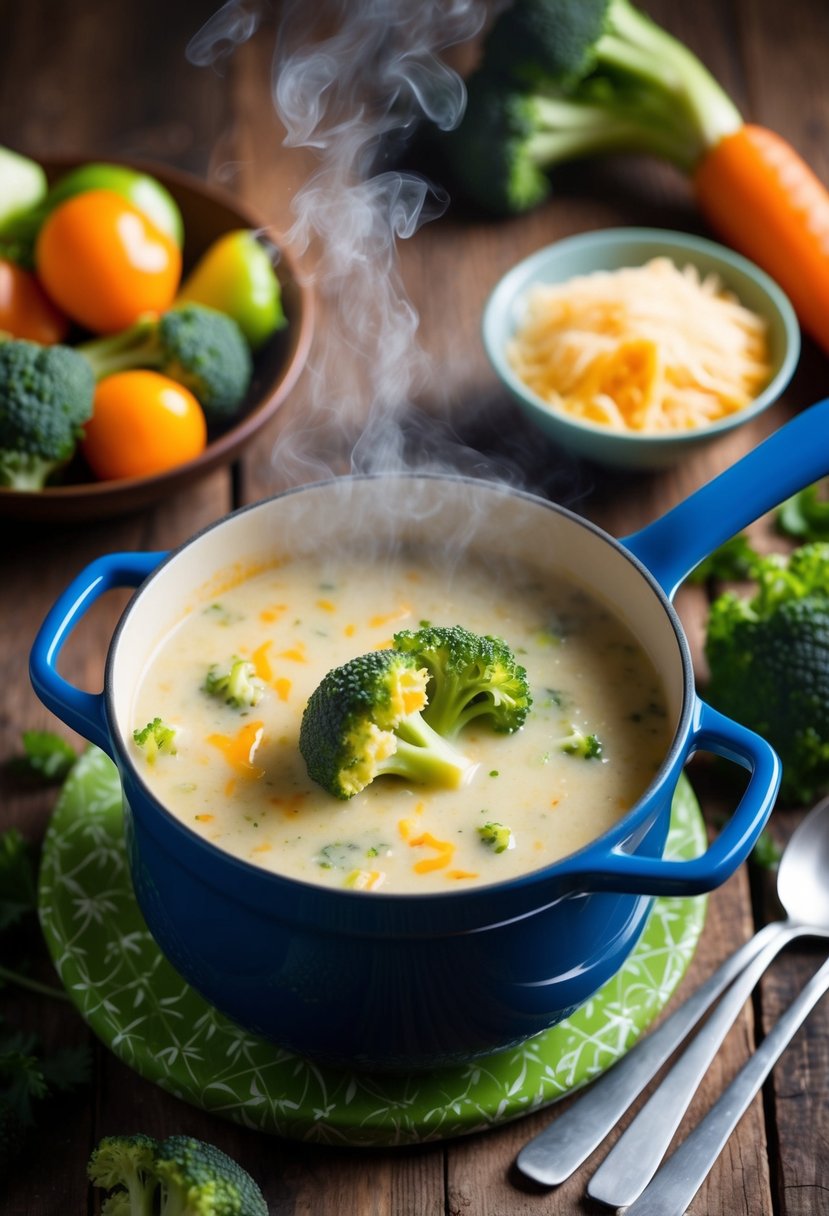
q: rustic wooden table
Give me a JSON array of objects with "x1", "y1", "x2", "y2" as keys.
[{"x1": 2, "y1": 0, "x2": 829, "y2": 1212}]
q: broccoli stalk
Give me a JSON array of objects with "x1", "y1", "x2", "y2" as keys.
[
  {"x1": 79, "y1": 303, "x2": 252, "y2": 423},
  {"x1": 299, "y1": 649, "x2": 473, "y2": 799},
  {"x1": 88, "y1": 1133, "x2": 268, "y2": 1216},
  {"x1": 0, "y1": 340, "x2": 94, "y2": 490},
  {"x1": 392, "y1": 624, "x2": 531, "y2": 737},
  {"x1": 705, "y1": 543, "x2": 829, "y2": 805},
  {"x1": 441, "y1": 0, "x2": 742, "y2": 214}
]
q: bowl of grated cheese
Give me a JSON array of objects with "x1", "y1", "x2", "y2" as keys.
[{"x1": 482, "y1": 227, "x2": 800, "y2": 469}]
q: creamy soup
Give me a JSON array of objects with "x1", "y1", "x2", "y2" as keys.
[{"x1": 131, "y1": 550, "x2": 672, "y2": 893}]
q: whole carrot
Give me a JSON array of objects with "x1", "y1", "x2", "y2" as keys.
[{"x1": 694, "y1": 124, "x2": 829, "y2": 354}]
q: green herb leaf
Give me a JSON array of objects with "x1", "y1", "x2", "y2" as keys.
[
  {"x1": 687, "y1": 533, "x2": 760, "y2": 584},
  {"x1": 0, "y1": 1021, "x2": 90, "y2": 1131},
  {"x1": 11, "y1": 730, "x2": 77, "y2": 782},
  {"x1": 0, "y1": 830, "x2": 37, "y2": 932},
  {"x1": 37, "y1": 1045, "x2": 91, "y2": 1092},
  {"x1": 750, "y1": 828, "x2": 782, "y2": 870}
]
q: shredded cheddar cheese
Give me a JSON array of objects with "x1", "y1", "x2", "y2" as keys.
[
  {"x1": 409, "y1": 831, "x2": 455, "y2": 873},
  {"x1": 507, "y1": 258, "x2": 772, "y2": 433},
  {"x1": 278, "y1": 643, "x2": 308, "y2": 664},
  {"x1": 251, "y1": 640, "x2": 273, "y2": 682},
  {"x1": 369, "y1": 605, "x2": 411, "y2": 629},
  {"x1": 207, "y1": 721, "x2": 266, "y2": 778},
  {"x1": 273, "y1": 677, "x2": 292, "y2": 702}
]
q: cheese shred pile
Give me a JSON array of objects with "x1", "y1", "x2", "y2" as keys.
[{"x1": 507, "y1": 258, "x2": 772, "y2": 433}]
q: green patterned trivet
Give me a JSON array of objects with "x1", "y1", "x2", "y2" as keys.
[{"x1": 38, "y1": 747, "x2": 707, "y2": 1146}]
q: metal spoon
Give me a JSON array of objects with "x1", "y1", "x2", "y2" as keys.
[
  {"x1": 623, "y1": 952, "x2": 829, "y2": 1216},
  {"x1": 587, "y1": 794, "x2": 829, "y2": 1207},
  {"x1": 516, "y1": 794, "x2": 829, "y2": 1191}
]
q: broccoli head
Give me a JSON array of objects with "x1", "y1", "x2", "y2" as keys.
[
  {"x1": 438, "y1": 85, "x2": 558, "y2": 215},
  {"x1": 88, "y1": 1133, "x2": 268, "y2": 1216},
  {"x1": 392, "y1": 624, "x2": 531, "y2": 737},
  {"x1": 154, "y1": 1136, "x2": 268, "y2": 1216},
  {"x1": 705, "y1": 543, "x2": 829, "y2": 805},
  {"x1": 776, "y1": 479, "x2": 829, "y2": 542},
  {"x1": 80, "y1": 303, "x2": 252, "y2": 423},
  {"x1": 299, "y1": 648, "x2": 474, "y2": 800},
  {"x1": 0, "y1": 339, "x2": 94, "y2": 490},
  {"x1": 88, "y1": 1134, "x2": 158, "y2": 1216},
  {"x1": 133, "y1": 718, "x2": 177, "y2": 764},
  {"x1": 483, "y1": 0, "x2": 611, "y2": 90},
  {"x1": 558, "y1": 724, "x2": 603, "y2": 759},
  {"x1": 478, "y1": 821, "x2": 513, "y2": 853},
  {"x1": 204, "y1": 657, "x2": 264, "y2": 709},
  {"x1": 438, "y1": 0, "x2": 742, "y2": 214}
]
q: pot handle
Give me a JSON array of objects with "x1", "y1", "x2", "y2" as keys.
[
  {"x1": 29, "y1": 551, "x2": 166, "y2": 757},
  {"x1": 622, "y1": 398, "x2": 829, "y2": 599},
  {"x1": 574, "y1": 699, "x2": 781, "y2": 897}
]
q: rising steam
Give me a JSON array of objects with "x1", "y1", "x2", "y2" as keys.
[{"x1": 188, "y1": 0, "x2": 493, "y2": 488}]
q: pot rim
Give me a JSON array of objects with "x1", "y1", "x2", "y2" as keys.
[{"x1": 105, "y1": 471, "x2": 695, "y2": 917}]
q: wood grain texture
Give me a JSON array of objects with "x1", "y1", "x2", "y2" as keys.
[{"x1": 0, "y1": 1, "x2": 828, "y2": 1213}]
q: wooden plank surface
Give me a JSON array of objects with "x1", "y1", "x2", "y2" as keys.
[{"x1": 1, "y1": 1, "x2": 828, "y2": 1213}]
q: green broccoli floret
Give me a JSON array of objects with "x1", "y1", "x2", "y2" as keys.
[
  {"x1": 0, "y1": 340, "x2": 94, "y2": 490},
  {"x1": 203, "y1": 658, "x2": 264, "y2": 709},
  {"x1": 88, "y1": 1135, "x2": 159, "y2": 1216},
  {"x1": 392, "y1": 624, "x2": 531, "y2": 737},
  {"x1": 87, "y1": 1133, "x2": 268, "y2": 1216},
  {"x1": 478, "y1": 821, "x2": 513, "y2": 853},
  {"x1": 299, "y1": 648, "x2": 474, "y2": 800},
  {"x1": 705, "y1": 543, "x2": 829, "y2": 805},
  {"x1": 776, "y1": 480, "x2": 829, "y2": 543},
  {"x1": 79, "y1": 303, "x2": 252, "y2": 423},
  {"x1": 439, "y1": 0, "x2": 742, "y2": 214},
  {"x1": 686, "y1": 532, "x2": 761, "y2": 585},
  {"x1": 154, "y1": 1135, "x2": 268, "y2": 1216},
  {"x1": 559, "y1": 725, "x2": 603, "y2": 759},
  {"x1": 133, "y1": 718, "x2": 177, "y2": 764}
]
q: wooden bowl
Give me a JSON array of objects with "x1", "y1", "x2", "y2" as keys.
[{"x1": 0, "y1": 157, "x2": 314, "y2": 523}]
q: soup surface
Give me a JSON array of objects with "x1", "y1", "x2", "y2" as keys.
[{"x1": 131, "y1": 550, "x2": 672, "y2": 893}]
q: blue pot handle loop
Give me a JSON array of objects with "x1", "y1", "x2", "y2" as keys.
[
  {"x1": 29, "y1": 551, "x2": 166, "y2": 757},
  {"x1": 580, "y1": 698, "x2": 781, "y2": 897},
  {"x1": 623, "y1": 397, "x2": 829, "y2": 598}
]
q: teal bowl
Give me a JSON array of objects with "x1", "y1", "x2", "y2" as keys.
[{"x1": 482, "y1": 228, "x2": 800, "y2": 470}]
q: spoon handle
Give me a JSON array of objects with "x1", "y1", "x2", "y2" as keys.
[
  {"x1": 515, "y1": 920, "x2": 783, "y2": 1187},
  {"x1": 623, "y1": 954, "x2": 829, "y2": 1216},
  {"x1": 587, "y1": 923, "x2": 803, "y2": 1207}
]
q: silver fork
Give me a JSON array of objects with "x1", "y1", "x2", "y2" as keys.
[{"x1": 623, "y1": 953, "x2": 829, "y2": 1216}]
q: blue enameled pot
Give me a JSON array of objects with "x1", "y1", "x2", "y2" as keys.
[{"x1": 29, "y1": 401, "x2": 829, "y2": 1070}]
